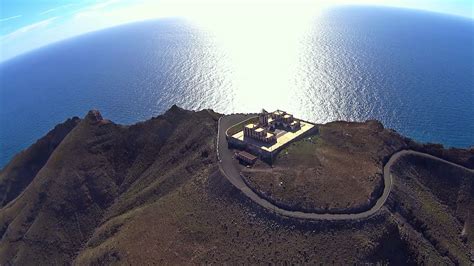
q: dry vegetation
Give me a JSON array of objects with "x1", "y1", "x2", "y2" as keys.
[
  {"x1": 243, "y1": 120, "x2": 406, "y2": 213},
  {"x1": 75, "y1": 168, "x2": 407, "y2": 265},
  {"x1": 0, "y1": 107, "x2": 473, "y2": 264},
  {"x1": 0, "y1": 117, "x2": 80, "y2": 207},
  {"x1": 388, "y1": 154, "x2": 474, "y2": 265}
]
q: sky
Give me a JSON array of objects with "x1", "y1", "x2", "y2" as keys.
[{"x1": 0, "y1": 0, "x2": 473, "y2": 63}]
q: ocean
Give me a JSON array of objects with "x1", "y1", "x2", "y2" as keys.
[{"x1": 1, "y1": 6, "x2": 473, "y2": 167}]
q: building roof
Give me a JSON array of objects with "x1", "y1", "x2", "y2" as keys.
[
  {"x1": 237, "y1": 151, "x2": 257, "y2": 161},
  {"x1": 255, "y1": 127, "x2": 264, "y2": 133},
  {"x1": 245, "y1": 123, "x2": 256, "y2": 129},
  {"x1": 274, "y1": 110, "x2": 285, "y2": 115},
  {"x1": 283, "y1": 114, "x2": 292, "y2": 118}
]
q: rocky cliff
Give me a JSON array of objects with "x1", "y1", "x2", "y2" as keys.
[{"x1": 0, "y1": 106, "x2": 472, "y2": 264}]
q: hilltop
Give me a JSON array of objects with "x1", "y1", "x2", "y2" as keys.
[
  {"x1": 0, "y1": 106, "x2": 473, "y2": 264},
  {"x1": 242, "y1": 120, "x2": 403, "y2": 214},
  {"x1": 241, "y1": 119, "x2": 473, "y2": 217}
]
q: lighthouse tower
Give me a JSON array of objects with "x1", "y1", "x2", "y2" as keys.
[{"x1": 259, "y1": 109, "x2": 269, "y2": 126}]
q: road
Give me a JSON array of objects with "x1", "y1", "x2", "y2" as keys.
[{"x1": 217, "y1": 114, "x2": 474, "y2": 221}]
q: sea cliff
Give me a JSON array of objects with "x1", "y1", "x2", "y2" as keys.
[{"x1": 0, "y1": 106, "x2": 472, "y2": 264}]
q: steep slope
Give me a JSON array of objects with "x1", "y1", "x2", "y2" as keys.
[
  {"x1": 388, "y1": 154, "x2": 474, "y2": 264},
  {"x1": 75, "y1": 166, "x2": 408, "y2": 265},
  {"x1": 0, "y1": 117, "x2": 80, "y2": 207},
  {"x1": 0, "y1": 107, "x2": 472, "y2": 264},
  {"x1": 0, "y1": 106, "x2": 219, "y2": 264}
]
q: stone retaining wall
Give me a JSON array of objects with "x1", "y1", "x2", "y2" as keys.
[
  {"x1": 241, "y1": 172, "x2": 385, "y2": 215},
  {"x1": 226, "y1": 120, "x2": 318, "y2": 164}
]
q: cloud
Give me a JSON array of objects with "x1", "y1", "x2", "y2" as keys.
[
  {"x1": 39, "y1": 4, "x2": 75, "y2": 15},
  {"x1": 0, "y1": 15, "x2": 22, "y2": 23},
  {"x1": 72, "y1": 0, "x2": 121, "y2": 19},
  {"x1": 88, "y1": 0, "x2": 120, "y2": 10},
  {"x1": 1, "y1": 17, "x2": 57, "y2": 41}
]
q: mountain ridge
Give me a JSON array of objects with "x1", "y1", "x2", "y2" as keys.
[{"x1": 0, "y1": 106, "x2": 472, "y2": 264}]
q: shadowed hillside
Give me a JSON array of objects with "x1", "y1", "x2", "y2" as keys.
[
  {"x1": 0, "y1": 106, "x2": 472, "y2": 264},
  {"x1": 0, "y1": 106, "x2": 219, "y2": 264},
  {"x1": 388, "y1": 154, "x2": 474, "y2": 264},
  {"x1": 0, "y1": 117, "x2": 80, "y2": 207}
]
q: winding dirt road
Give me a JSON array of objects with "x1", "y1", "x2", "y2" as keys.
[{"x1": 217, "y1": 114, "x2": 474, "y2": 221}]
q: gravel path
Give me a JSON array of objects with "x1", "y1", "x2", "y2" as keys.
[{"x1": 217, "y1": 114, "x2": 474, "y2": 221}]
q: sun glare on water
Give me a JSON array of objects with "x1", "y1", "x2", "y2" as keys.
[
  {"x1": 155, "y1": 0, "x2": 330, "y2": 114},
  {"x1": 113, "y1": 0, "x2": 358, "y2": 120}
]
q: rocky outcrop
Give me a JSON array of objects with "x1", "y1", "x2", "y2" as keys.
[
  {"x1": 0, "y1": 106, "x2": 472, "y2": 265},
  {"x1": 0, "y1": 106, "x2": 219, "y2": 264}
]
